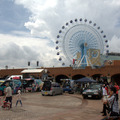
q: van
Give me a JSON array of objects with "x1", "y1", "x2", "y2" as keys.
[
  {"x1": 7, "y1": 75, "x2": 23, "y2": 80},
  {"x1": 41, "y1": 81, "x2": 63, "y2": 96},
  {"x1": 22, "y1": 78, "x2": 43, "y2": 92}
]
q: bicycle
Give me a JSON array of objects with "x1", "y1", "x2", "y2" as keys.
[{"x1": 0, "y1": 97, "x2": 10, "y2": 110}]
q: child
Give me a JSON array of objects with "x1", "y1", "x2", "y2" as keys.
[{"x1": 15, "y1": 90, "x2": 22, "y2": 107}]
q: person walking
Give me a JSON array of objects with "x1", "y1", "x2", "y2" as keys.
[
  {"x1": 114, "y1": 82, "x2": 119, "y2": 101},
  {"x1": 109, "y1": 82, "x2": 113, "y2": 88},
  {"x1": 101, "y1": 84, "x2": 108, "y2": 116},
  {"x1": 15, "y1": 90, "x2": 22, "y2": 107},
  {"x1": 4, "y1": 83, "x2": 12, "y2": 108}
]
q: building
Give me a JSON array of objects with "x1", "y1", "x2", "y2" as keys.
[{"x1": 0, "y1": 59, "x2": 120, "y2": 84}]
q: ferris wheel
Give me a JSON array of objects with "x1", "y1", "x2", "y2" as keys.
[{"x1": 55, "y1": 18, "x2": 109, "y2": 68}]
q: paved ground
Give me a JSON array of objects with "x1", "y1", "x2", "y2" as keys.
[{"x1": 0, "y1": 92, "x2": 119, "y2": 120}]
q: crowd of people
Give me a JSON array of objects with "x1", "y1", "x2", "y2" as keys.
[{"x1": 101, "y1": 82, "x2": 120, "y2": 120}]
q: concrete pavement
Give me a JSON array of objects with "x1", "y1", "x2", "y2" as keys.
[{"x1": 0, "y1": 92, "x2": 119, "y2": 120}]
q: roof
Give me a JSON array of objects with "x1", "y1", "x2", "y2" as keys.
[
  {"x1": 100, "y1": 55, "x2": 120, "y2": 65},
  {"x1": 108, "y1": 52, "x2": 120, "y2": 56},
  {"x1": 21, "y1": 69, "x2": 44, "y2": 73}
]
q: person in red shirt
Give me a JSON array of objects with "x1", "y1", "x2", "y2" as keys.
[
  {"x1": 105, "y1": 85, "x2": 109, "y2": 95},
  {"x1": 114, "y1": 82, "x2": 119, "y2": 101}
]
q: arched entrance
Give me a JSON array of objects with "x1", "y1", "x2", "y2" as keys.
[
  {"x1": 92, "y1": 74, "x2": 102, "y2": 82},
  {"x1": 111, "y1": 74, "x2": 120, "y2": 85},
  {"x1": 55, "y1": 75, "x2": 69, "y2": 83},
  {"x1": 72, "y1": 74, "x2": 85, "y2": 80}
]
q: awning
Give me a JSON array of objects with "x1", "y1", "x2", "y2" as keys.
[{"x1": 21, "y1": 69, "x2": 44, "y2": 73}]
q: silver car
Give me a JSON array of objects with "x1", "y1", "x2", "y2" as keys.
[{"x1": 41, "y1": 81, "x2": 63, "y2": 96}]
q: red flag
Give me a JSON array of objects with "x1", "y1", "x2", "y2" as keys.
[{"x1": 73, "y1": 59, "x2": 76, "y2": 64}]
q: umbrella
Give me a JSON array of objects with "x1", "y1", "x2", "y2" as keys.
[{"x1": 75, "y1": 77, "x2": 96, "y2": 83}]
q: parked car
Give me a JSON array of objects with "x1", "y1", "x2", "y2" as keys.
[
  {"x1": 41, "y1": 81, "x2": 63, "y2": 96},
  {"x1": 82, "y1": 83, "x2": 103, "y2": 99},
  {"x1": 61, "y1": 79, "x2": 74, "y2": 94},
  {"x1": 0, "y1": 79, "x2": 22, "y2": 96},
  {"x1": 6, "y1": 75, "x2": 23, "y2": 80}
]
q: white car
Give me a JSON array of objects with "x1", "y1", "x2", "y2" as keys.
[{"x1": 41, "y1": 81, "x2": 63, "y2": 96}]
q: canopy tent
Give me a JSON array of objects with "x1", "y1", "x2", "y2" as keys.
[
  {"x1": 75, "y1": 77, "x2": 96, "y2": 83},
  {"x1": 21, "y1": 69, "x2": 45, "y2": 80}
]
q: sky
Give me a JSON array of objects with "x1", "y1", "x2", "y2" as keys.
[{"x1": 0, "y1": 0, "x2": 120, "y2": 69}]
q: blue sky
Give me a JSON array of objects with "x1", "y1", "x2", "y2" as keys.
[
  {"x1": 0, "y1": 0, "x2": 120, "y2": 69},
  {"x1": 0, "y1": 0, "x2": 30, "y2": 34}
]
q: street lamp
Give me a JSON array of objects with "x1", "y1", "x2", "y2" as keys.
[
  {"x1": 5, "y1": 65, "x2": 8, "y2": 69},
  {"x1": 108, "y1": 60, "x2": 112, "y2": 65},
  {"x1": 44, "y1": 69, "x2": 47, "y2": 73},
  {"x1": 107, "y1": 60, "x2": 113, "y2": 83},
  {"x1": 42, "y1": 69, "x2": 48, "y2": 81}
]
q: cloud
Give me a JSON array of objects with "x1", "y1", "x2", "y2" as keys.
[
  {"x1": 24, "y1": 19, "x2": 51, "y2": 38},
  {"x1": 14, "y1": 0, "x2": 120, "y2": 39},
  {"x1": 13, "y1": 0, "x2": 120, "y2": 64},
  {"x1": 109, "y1": 36, "x2": 120, "y2": 53},
  {"x1": 0, "y1": 33, "x2": 60, "y2": 69},
  {"x1": 14, "y1": 1, "x2": 120, "y2": 33},
  {"x1": 1, "y1": 0, "x2": 120, "y2": 68}
]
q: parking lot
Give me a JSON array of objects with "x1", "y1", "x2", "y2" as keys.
[{"x1": 0, "y1": 92, "x2": 111, "y2": 120}]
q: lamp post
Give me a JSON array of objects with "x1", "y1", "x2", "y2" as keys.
[
  {"x1": 107, "y1": 60, "x2": 113, "y2": 83},
  {"x1": 108, "y1": 60, "x2": 112, "y2": 65},
  {"x1": 42, "y1": 69, "x2": 48, "y2": 81},
  {"x1": 37, "y1": 61, "x2": 39, "y2": 67},
  {"x1": 5, "y1": 65, "x2": 8, "y2": 69},
  {"x1": 52, "y1": 74, "x2": 55, "y2": 82},
  {"x1": 28, "y1": 61, "x2": 30, "y2": 66},
  {"x1": 69, "y1": 74, "x2": 71, "y2": 79}
]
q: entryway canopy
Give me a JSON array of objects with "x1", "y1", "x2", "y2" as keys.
[{"x1": 21, "y1": 69, "x2": 44, "y2": 73}]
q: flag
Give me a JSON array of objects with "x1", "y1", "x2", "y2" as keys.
[{"x1": 73, "y1": 59, "x2": 76, "y2": 64}]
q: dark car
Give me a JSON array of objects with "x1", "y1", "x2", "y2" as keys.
[
  {"x1": 61, "y1": 79, "x2": 74, "y2": 94},
  {"x1": 82, "y1": 83, "x2": 103, "y2": 99},
  {"x1": 63, "y1": 85, "x2": 74, "y2": 94}
]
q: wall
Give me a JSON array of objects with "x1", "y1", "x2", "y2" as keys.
[{"x1": 0, "y1": 60, "x2": 120, "y2": 83}]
